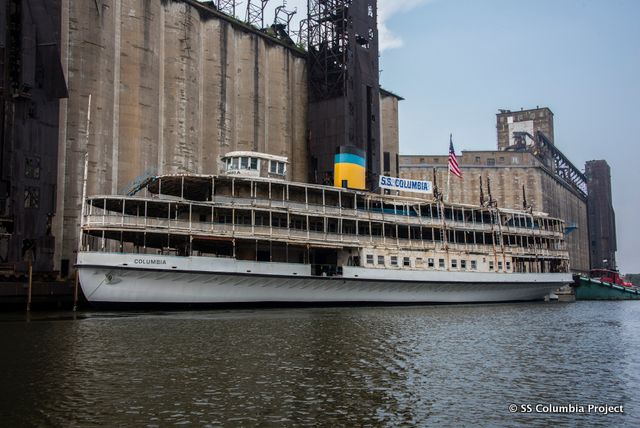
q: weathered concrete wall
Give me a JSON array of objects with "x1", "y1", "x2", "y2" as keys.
[
  {"x1": 400, "y1": 151, "x2": 590, "y2": 273},
  {"x1": 379, "y1": 90, "x2": 400, "y2": 177},
  {"x1": 56, "y1": 0, "x2": 307, "y2": 270},
  {"x1": 0, "y1": 0, "x2": 67, "y2": 272},
  {"x1": 585, "y1": 160, "x2": 616, "y2": 270},
  {"x1": 538, "y1": 169, "x2": 590, "y2": 273}
]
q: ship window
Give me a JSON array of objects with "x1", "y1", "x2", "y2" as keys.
[
  {"x1": 250, "y1": 158, "x2": 258, "y2": 170},
  {"x1": 461, "y1": 260, "x2": 467, "y2": 269},
  {"x1": 231, "y1": 157, "x2": 239, "y2": 169},
  {"x1": 391, "y1": 256, "x2": 398, "y2": 266},
  {"x1": 489, "y1": 261, "x2": 494, "y2": 271},
  {"x1": 403, "y1": 257, "x2": 410, "y2": 267},
  {"x1": 451, "y1": 259, "x2": 457, "y2": 269},
  {"x1": 377, "y1": 255, "x2": 384, "y2": 265},
  {"x1": 241, "y1": 157, "x2": 249, "y2": 169},
  {"x1": 428, "y1": 258, "x2": 434, "y2": 268},
  {"x1": 438, "y1": 258, "x2": 445, "y2": 269},
  {"x1": 498, "y1": 261, "x2": 503, "y2": 271},
  {"x1": 506, "y1": 261, "x2": 511, "y2": 271},
  {"x1": 471, "y1": 260, "x2": 477, "y2": 270},
  {"x1": 366, "y1": 254, "x2": 374, "y2": 264},
  {"x1": 270, "y1": 160, "x2": 286, "y2": 175}
]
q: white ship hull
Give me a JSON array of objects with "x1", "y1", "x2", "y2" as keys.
[{"x1": 77, "y1": 252, "x2": 572, "y2": 305}]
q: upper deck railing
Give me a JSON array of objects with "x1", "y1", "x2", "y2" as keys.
[
  {"x1": 81, "y1": 202, "x2": 568, "y2": 259},
  {"x1": 82, "y1": 193, "x2": 565, "y2": 241}
]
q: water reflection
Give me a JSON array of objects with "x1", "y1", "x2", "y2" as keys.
[{"x1": 1, "y1": 302, "x2": 639, "y2": 426}]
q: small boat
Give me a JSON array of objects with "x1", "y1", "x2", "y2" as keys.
[{"x1": 574, "y1": 270, "x2": 640, "y2": 300}]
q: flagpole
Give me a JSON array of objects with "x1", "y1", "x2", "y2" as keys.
[{"x1": 446, "y1": 133, "x2": 452, "y2": 202}]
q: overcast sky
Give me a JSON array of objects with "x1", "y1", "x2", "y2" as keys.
[{"x1": 208, "y1": 0, "x2": 640, "y2": 273}]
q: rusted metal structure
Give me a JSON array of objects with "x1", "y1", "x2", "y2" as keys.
[
  {"x1": 510, "y1": 130, "x2": 587, "y2": 198},
  {"x1": 307, "y1": 0, "x2": 381, "y2": 190},
  {"x1": 0, "y1": 0, "x2": 67, "y2": 274},
  {"x1": 585, "y1": 160, "x2": 617, "y2": 270}
]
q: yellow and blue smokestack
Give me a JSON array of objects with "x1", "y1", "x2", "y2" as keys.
[{"x1": 334, "y1": 146, "x2": 366, "y2": 190}]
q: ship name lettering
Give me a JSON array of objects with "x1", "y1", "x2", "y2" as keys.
[{"x1": 134, "y1": 259, "x2": 167, "y2": 265}]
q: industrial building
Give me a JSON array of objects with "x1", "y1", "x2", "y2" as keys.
[
  {"x1": 1, "y1": 0, "x2": 398, "y2": 276},
  {"x1": 585, "y1": 160, "x2": 616, "y2": 270},
  {"x1": 0, "y1": 0, "x2": 67, "y2": 274},
  {"x1": 0, "y1": 1, "x2": 616, "y2": 280},
  {"x1": 400, "y1": 107, "x2": 618, "y2": 274}
]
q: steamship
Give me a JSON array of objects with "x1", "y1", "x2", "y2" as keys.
[{"x1": 76, "y1": 151, "x2": 572, "y2": 305}]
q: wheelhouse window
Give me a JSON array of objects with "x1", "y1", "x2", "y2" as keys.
[
  {"x1": 240, "y1": 157, "x2": 249, "y2": 169},
  {"x1": 269, "y1": 160, "x2": 286, "y2": 175},
  {"x1": 250, "y1": 158, "x2": 258, "y2": 170}
]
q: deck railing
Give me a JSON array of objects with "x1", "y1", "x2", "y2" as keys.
[
  {"x1": 83, "y1": 210, "x2": 567, "y2": 259},
  {"x1": 84, "y1": 195, "x2": 564, "y2": 240}
]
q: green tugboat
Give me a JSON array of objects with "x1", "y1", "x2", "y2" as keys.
[{"x1": 574, "y1": 269, "x2": 640, "y2": 300}]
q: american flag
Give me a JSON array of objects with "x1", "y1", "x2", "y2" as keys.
[{"x1": 448, "y1": 135, "x2": 462, "y2": 178}]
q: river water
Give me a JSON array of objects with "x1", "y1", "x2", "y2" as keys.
[{"x1": 1, "y1": 301, "x2": 639, "y2": 426}]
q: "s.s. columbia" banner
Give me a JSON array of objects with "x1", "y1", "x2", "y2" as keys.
[{"x1": 379, "y1": 175, "x2": 433, "y2": 194}]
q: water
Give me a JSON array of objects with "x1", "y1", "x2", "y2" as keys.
[{"x1": 1, "y1": 302, "x2": 639, "y2": 426}]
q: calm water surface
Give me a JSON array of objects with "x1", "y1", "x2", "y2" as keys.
[{"x1": 1, "y1": 302, "x2": 639, "y2": 426}]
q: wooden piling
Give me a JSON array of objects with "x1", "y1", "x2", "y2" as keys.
[{"x1": 73, "y1": 269, "x2": 79, "y2": 311}]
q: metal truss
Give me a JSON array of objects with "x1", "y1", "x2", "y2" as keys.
[
  {"x1": 293, "y1": 18, "x2": 308, "y2": 48},
  {"x1": 245, "y1": 0, "x2": 270, "y2": 28},
  {"x1": 274, "y1": 4, "x2": 297, "y2": 34},
  {"x1": 307, "y1": 0, "x2": 350, "y2": 101},
  {"x1": 216, "y1": 0, "x2": 239, "y2": 17},
  {"x1": 511, "y1": 131, "x2": 587, "y2": 198}
]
